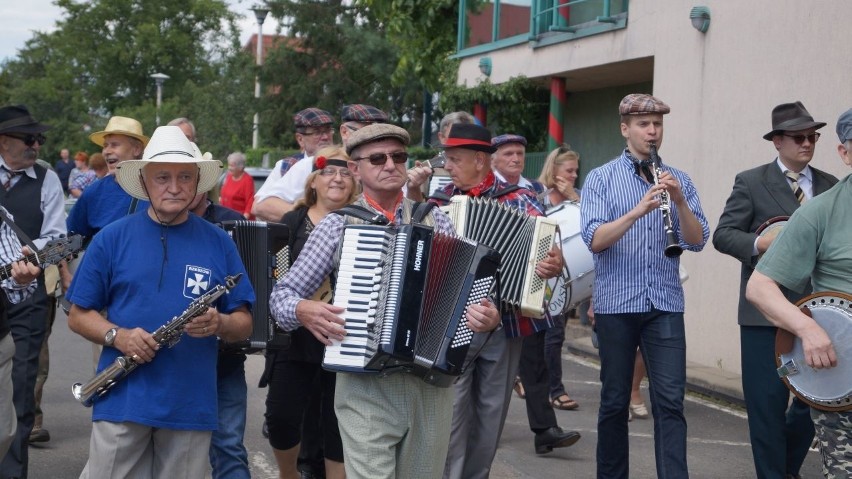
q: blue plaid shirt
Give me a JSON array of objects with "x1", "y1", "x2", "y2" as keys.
[
  {"x1": 269, "y1": 197, "x2": 456, "y2": 331},
  {"x1": 429, "y1": 175, "x2": 554, "y2": 337},
  {"x1": 580, "y1": 149, "x2": 708, "y2": 314}
]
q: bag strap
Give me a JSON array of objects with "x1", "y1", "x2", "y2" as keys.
[
  {"x1": 332, "y1": 205, "x2": 390, "y2": 225},
  {"x1": 410, "y1": 202, "x2": 435, "y2": 224},
  {"x1": 489, "y1": 184, "x2": 520, "y2": 199},
  {"x1": 0, "y1": 208, "x2": 37, "y2": 251}
]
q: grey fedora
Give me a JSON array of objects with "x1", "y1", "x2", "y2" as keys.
[{"x1": 763, "y1": 101, "x2": 826, "y2": 140}]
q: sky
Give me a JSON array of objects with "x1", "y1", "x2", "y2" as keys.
[{"x1": 0, "y1": 0, "x2": 281, "y2": 63}]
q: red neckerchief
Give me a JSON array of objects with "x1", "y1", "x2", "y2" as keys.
[
  {"x1": 464, "y1": 171, "x2": 496, "y2": 198},
  {"x1": 363, "y1": 191, "x2": 403, "y2": 223}
]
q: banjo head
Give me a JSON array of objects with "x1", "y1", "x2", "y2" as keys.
[{"x1": 777, "y1": 293, "x2": 852, "y2": 411}]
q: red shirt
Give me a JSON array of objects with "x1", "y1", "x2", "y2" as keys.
[{"x1": 220, "y1": 172, "x2": 255, "y2": 217}]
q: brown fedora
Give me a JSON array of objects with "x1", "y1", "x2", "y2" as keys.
[{"x1": 763, "y1": 101, "x2": 826, "y2": 140}]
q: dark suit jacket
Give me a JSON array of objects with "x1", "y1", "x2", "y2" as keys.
[{"x1": 713, "y1": 161, "x2": 838, "y2": 327}]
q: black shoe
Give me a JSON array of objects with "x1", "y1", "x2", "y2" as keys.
[
  {"x1": 29, "y1": 427, "x2": 50, "y2": 444},
  {"x1": 534, "y1": 426, "x2": 580, "y2": 454},
  {"x1": 262, "y1": 419, "x2": 269, "y2": 439}
]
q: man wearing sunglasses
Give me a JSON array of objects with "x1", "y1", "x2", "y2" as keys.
[
  {"x1": 714, "y1": 101, "x2": 838, "y2": 479},
  {"x1": 269, "y1": 123, "x2": 501, "y2": 478},
  {"x1": 253, "y1": 107, "x2": 335, "y2": 222},
  {"x1": 0, "y1": 104, "x2": 67, "y2": 479}
]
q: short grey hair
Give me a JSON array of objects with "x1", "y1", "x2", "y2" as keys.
[
  {"x1": 167, "y1": 117, "x2": 196, "y2": 141},
  {"x1": 227, "y1": 151, "x2": 246, "y2": 168},
  {"x1": 439, "y1": 111, "x2": 475, "y2": 137}
]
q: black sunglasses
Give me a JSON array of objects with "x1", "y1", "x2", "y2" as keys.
[
  {"x1": 354, "y1": 151, "x2": 409, "y2": 166},
  {"x1": 5, "y1": 133, "x2": 46, "y2": 147},
  {"x1": 783, "y1": 133, "x2": 820, "y2": 145}
]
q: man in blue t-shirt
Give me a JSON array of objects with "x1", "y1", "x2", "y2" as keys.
[{"x1": 67, "y1": 126, "x2": 255, "y2": 478}]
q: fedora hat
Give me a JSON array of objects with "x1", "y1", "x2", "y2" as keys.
[
  {"x1": 441, "y1": 123, "x2": 496, "y2": 153},
  {"x1": 115, "y1": 126, "x2": 222, "y2": 200},
  {"x1": 763, "y1": 101, "x2": 826, "y2": 141},
  {"x1": 0, "y1": 105, "x2": 51, "y2": 135},
  {"x1": 90, "y1": 116, "x2": 150, "y2": 147}
]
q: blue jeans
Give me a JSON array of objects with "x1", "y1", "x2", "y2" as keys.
[
  {"x1": 209, "y1": 353, "x2": 250, "y2": 479},
  {"x1": 595, "y1": 309, "x2": 688, "y2": 479}
]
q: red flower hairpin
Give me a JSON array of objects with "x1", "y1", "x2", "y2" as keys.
[{"x1": 315, "y1": 156, "x2": 327, "y2": 170}]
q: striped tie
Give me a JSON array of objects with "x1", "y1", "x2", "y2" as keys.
[
  {"x1": 1, "y1": 167, "x2": 21, "y2": 191},
  {"x1": 785, "y1": 170, "x2": 805, "y2": 204}
]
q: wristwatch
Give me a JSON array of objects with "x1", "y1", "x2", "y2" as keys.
[{"x1": 104, "y1": 327, "x2": 118, "y2": 347}]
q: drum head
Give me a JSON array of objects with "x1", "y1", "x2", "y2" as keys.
[
  {"x1": 546, "y1": 272, "x2": 569, "y2": 316},
  {"x1": 778, "y1": 294, "x2": 852, "y2": 410}
]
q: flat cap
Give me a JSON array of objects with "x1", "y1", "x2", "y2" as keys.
[
  {"x1": 838, "y1": 108, "x2": 852, "y2": 143},
  {"x1": 619, "y1": 94, "x2": 671, "y2": 116},
  {"x1": 491, "y1": 134, "x2": 527, "y2": 149},
  {"x1": 341, "y1": 104, "x2": 388, "y2": 124},
  {"x1": 293, "y1": 108, "x2": 334, "y2": 129},
  {"x1": 345, "y1": 123, "x2": 410, "y2": 155}
]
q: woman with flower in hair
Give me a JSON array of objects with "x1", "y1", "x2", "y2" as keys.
[{"x1": 261, "y1": 145, "x2": 358, "y2": 479}]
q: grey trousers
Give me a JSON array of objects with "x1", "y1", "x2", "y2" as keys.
[
  {"x1": 443, "y1": 332, "x2": 524, "y2": 479},
  {"x1": 0, "y1": 335, "x2": 16, "y2": 459},
  {"x1": 80, "y1": 421, "x2": 212, "y2": 479}
]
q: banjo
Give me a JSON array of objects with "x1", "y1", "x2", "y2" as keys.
[{"x1": 775, "y1": 292, "x2": 852, "y2": 411}]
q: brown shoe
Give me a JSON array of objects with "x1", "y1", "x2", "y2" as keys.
[
  {"x1": 29, "y1": 427, "x2": 50, "y2": 444},
  {"x1": 550, "y1": 394, "x2": 579, "y2": 410}
]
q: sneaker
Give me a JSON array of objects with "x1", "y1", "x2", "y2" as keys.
[
  {"x1": 629, "y1": 402, "x2": 649, "y2": 419},
  {"x1": 29, "y1": 426, "x2": 50, "y2": 443}
]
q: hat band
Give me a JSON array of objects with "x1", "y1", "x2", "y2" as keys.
[
  {"x1": 0, "y1": 116, "x2": 37, "y2": 131},
  {"x1": 774, "y1": 118, "x2": 816, "y2": 131},
  {"x1": 325, "y1": 159, "x2": 349, "y2": 168},
  {"x1": 443, "y1": 137, "x2": 492, "y2": 148},
  {"x1": 150, "y1": 150, "x2": 195, "y2": 159}
]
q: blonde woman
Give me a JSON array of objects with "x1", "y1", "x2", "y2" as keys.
[{"x1": 262, "y1": 145, "x2": 358, "y2": 479}]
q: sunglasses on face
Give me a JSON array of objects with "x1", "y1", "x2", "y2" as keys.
[
  {"x1": 783, "y1": 132, "x2": 820, "y2": 145},
  {"x1": 5, "y1": 133, "x2": 46, "y2": 147},
  {"x1": 354, "y1": 151, "x2": 409, "y2": 166}
]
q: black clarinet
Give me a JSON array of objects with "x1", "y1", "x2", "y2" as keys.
[
  {"x1": 71, "y1": 274, "x2": 243, "y2": 407},
  {"x1": 649, "y1": 143, "x2": 683, "y2": 258}
]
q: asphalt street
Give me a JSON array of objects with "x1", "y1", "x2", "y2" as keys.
[{"x1": 27, "y1": 310, "x2": 824, "y2": 478}]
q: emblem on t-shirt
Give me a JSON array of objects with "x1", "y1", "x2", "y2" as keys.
[{"x1": 184, "y1": 265, "x2": 212, "y2": 299}]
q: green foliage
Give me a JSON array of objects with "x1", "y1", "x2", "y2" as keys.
[{"x1": 440, "y1": 73, "x2": 549, "y2": 151}]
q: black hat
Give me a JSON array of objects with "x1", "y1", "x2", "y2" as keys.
[
  {"x1": 441, "y1": 123, "x2": 496, "y2": 153},
  {"x1": 763, "y1": 101, "x2": 826, "y2": 141},
  {"x1": 0, "y1": 105, "x2": 51, "y2": 135}
]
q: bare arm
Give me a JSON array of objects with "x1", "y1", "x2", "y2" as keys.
[
  {"x1": 252, "y1": 196, "x2": 295, "y2": 222},
  {"x1": 68, "y1": 305, "x2": 160, "y2": 363},
  {"x1": 745, "y1": 270, "x2": 836, "y2": 369},
  {"x1": 186, "y1": 305, "x2": 252, "y2": 343}
]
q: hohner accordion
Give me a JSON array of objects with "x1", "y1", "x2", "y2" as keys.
[
  {"x1": 322, "y1": 223, "x2": 500, "y2": 387},
  {"x1": 440, "y1": 195, "x2": 558, "y2": 318},
  {"x1": 221, "y1": 220, "x2": 291, "y2": 350}
]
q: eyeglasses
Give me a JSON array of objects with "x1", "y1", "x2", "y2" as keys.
[
  {"x1": 783, "y1": 133, "x2": 821, "y2": 145},
  {"x1": 300, "y1": 127, "x2": 334, "y2": 137},
  {"x1": 5, "y1": 133, "x2": 46, "y2": 147},
  {"x1": 318, "y1": 167, "x2": 352, "y2": 178},
  {"x1": 354, "y1": 151, "x2": 409, "y2": 166}
]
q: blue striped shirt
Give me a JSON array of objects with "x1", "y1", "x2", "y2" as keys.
[{"x1": 580, "y1": 150, "x2": 708, "y2": 314}]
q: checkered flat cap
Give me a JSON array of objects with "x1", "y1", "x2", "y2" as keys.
[
  {"x1": 491, "y1": 134, "x2": 527, "y2": 149},
  {"x1": 345, "y1": 123, "x2": 410, "y2": 155},
  {"x1": 293, "y1": 108, "x2": 334, "y2": 129},
  {"x1": 341, "y1": 104, "x2": 388, "y2": 123},
  {"x1": 619, "y1": 94, "x2": 671, "y2": 115}
]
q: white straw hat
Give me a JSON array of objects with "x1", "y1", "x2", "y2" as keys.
[{"x1": 115, "y1": 125, "x2": 222, "y2": 200}]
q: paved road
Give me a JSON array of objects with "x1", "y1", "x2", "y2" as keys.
[{"x1": 28, "y1": 311, "x2": 823, "y2": 478}]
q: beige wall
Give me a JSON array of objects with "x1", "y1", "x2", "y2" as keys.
[{"x1": 457, "y1": 0, "x2": 852, "y2": 394}]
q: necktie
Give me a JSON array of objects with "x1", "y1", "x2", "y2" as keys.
[
  {"x1": 634, "y1": 160, "x2": 653, "y2": 183},
  {"x1": 1, "y1": 167, "x2": 21, "y2": 191},
  {"x1": 785, "y1": 170, "x2": 805, "y2": 204}
]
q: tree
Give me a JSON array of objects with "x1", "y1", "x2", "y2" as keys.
[{"x1": 0, "y1": 0, "x2": 249, "y2": 160}]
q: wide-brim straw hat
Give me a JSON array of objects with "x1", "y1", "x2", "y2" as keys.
[
  {"x1": 115, "y1": 125, "x2": 222, "y2": 200},
  {"x1": 90, "y1": 116, "x2": 150, "y2": 147}
]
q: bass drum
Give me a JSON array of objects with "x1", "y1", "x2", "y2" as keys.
[{"x1": 545, "y1": 201, "x2": 594, "y2": 316}]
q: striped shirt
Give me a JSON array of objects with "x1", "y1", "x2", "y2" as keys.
[
  {"x1": 580, "y1": 149, "x2": 708, "y2": 314},
  {"x1": 429, "y1": 174, "x2": 553, "y2": 337},
  {"x1": 0, "y1": 207, "x2": 37, "y2": 304},
  {"x1": 269, "y1": 197, "x2": 456, "y2": 332}
]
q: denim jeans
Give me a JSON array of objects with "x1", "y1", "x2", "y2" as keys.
[
  {"x1": 209, "y1": 353, "x2": 250, "y2": 479},
  {"x1": 595, "y1": 309, "x2": 688, "y2": 479}
]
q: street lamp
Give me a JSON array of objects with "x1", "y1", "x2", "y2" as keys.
[
  {"x1": 150, "y1": 72, "x2": 170, "y2": 126},
  {"x1": 251, "y1": 4, "x2": 270, "y2": 149}
]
